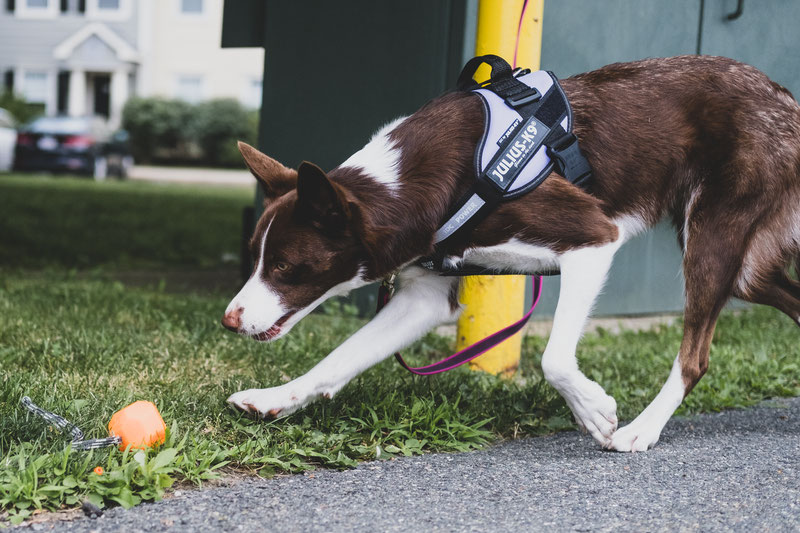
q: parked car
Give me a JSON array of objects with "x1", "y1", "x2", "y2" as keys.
[
  {"x1": 0, "y1": 108, "x2": 15, "y2": 172},
  {"x1": 13, "y1": 116, "x2": 133, "y2": 179}
]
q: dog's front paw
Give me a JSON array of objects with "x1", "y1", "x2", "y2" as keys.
[
  {"x1": 608, "y1": 418, "x2": 663, "y2": 452},
  {"x1": 227, "y1": 386, "x2": 306, "y2": 418},
  {"x1": 564, "y1": 380, "x2": 618, "y2": 447}
]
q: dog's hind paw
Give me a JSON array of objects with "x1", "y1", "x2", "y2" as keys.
[
  {"x1": 227, "y1": 386, "x2": 305, "y2": 419},
  {"x1": 607, "y1": 419, "x2": 662, "y2": 452}
]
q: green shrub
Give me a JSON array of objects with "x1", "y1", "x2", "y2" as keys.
[
  {"x1": 121, "y1": 97, "x2": 257, "y2": 167},
  {"x1": 188, "y1": 98, "x2": 258, "y2": 167},
  {"x1": 121, "y1": 97, "x2": 193, "y2": 163}
]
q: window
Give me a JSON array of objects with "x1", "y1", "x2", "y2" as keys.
[
  {"x1": 85, "y1": 0, "x2": 129, "y2": 20},
  {"x1": 22, "y1": 71, "x2": 48, "y2": 103},
  {"x1": 180, "y1": 0, "x2": 202, "y2": 14},
  {"x1": 15, "y1": 0, "x2": 58, "y2": 17},
  {"x1": 175, "y1": 75, "x2": 203, "y2": 103}
]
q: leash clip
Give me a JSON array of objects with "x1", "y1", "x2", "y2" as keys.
[{"x1": 381, "y1": 272, "x2": 397, "y2": 297}]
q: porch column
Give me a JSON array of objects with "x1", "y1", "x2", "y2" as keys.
[
  {"x1": 68, "y1": 69, "x2": 86, "y2": 117},
  {"x1": 110, "y1": 68, "x2": 128, "y2": 128},
  {"x1": 45, "y1": 69, "x2": 58, "y2": 116}
]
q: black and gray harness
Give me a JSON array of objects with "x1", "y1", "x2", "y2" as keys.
[
  {"x1": 420, "y1": 54, "x2": 593, "y2": 273},
  {"x1": 380, "y1": 56, "x2": 594, "y2": 375}
]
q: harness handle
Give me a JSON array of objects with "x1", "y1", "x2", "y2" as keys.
[
  {"x1": 456, "y1": 54, "x2": 515, "y2": 91},
  {"x1": 379, "y1": 276, "x2": 543, "y2": 375}
]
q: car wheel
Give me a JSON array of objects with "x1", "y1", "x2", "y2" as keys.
[{"x1": 93, "y1": 156, "x2": 108, "y2": 181}]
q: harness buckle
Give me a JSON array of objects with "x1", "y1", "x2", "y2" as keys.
[
  {"x1": 504, "y1": 87, "x2": 541, "y2": 108},
  {"x1": 546, "y1": 133, "x2": 593, "y2": 187}
]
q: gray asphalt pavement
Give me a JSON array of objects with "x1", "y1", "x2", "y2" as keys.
[{"x1": 21, "y1": 398, "x2": 800, "y2": 532}]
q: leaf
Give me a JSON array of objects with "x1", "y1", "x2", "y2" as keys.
[
  {"x1": 149, "y1": 448, "x2": 178, "y2": 473},
  {"x1": 10, "y1": 510, "x2": 31, "y2": 525},
  {"x1": 86, "y1": 493, "x2": 105, "y2": 509},
  {"x1": 133, "y1": 450, "x2": 146, "y2": 467}
]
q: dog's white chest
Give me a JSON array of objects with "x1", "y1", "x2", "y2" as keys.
[{"x1": 445, "y1": 238, "x2": 560, "y2": 273}]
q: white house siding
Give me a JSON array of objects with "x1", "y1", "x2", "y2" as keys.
[{"x1": 140, "y1": 0, "x2": 263, "y2": 107}]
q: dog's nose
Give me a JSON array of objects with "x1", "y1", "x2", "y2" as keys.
[{"x1": 221, "y1": 308, "x2": 243, "y2": 332}]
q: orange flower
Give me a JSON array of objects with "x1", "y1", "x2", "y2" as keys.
[{"x1": 93, "y1": 466, "x2": 104, "y2": 476}]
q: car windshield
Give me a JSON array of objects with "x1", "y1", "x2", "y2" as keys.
[{"x1": 25, "y1": 117, "x2": 91, "y2": 134}]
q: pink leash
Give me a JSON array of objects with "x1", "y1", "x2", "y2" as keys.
[{"x1": 377, "y1": 276, "x2": 543, "y2": 375}]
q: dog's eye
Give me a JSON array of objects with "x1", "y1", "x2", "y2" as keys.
[{"x1": 274, "y1": 262, "x2": 291, "y2": 272}]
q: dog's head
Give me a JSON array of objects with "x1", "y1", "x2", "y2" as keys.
[{"x1": 221, "y1": 142, "x2": 373, "y2": 341}]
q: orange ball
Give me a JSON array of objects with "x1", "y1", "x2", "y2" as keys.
[{"x1": 108, "y1": 401, "x2": 166, "y2": 451}]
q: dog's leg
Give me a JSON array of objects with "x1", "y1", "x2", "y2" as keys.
[
  {"x1": 610, "y1": 208, "x2": 740, "y2": 452},
  {"x1": 734, "y1": 266, "x2": 800, "y2": 326},
  {"x1": 540, "y1": 229, "x2": 625, "y2": 448},
  {"x1": 228, "y1": 267, "x2": 460, "y2": 418}
]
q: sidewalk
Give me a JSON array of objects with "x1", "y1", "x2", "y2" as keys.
[{"x1": 128, "y1": 165, "x2": 253, "y2": 187}]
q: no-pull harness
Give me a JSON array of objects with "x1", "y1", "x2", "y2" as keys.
[
  {"x1": 421, "y1": 54, "x2": 592, "y2": 273},
  {"x1": 381, "y1": 55, "x2": 593, "y2": 375}
]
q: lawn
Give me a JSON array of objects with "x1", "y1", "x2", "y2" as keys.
[
  {"x1": 0, "y1": 174, "x2": 250, "y2": 270},
  {"x1": 1, "y1": 174, "x2": 799, "y2": 524}
]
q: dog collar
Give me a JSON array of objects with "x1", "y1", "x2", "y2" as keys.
[{"x1": 420, "y1": 55, "x2": 592, "y2": 273}]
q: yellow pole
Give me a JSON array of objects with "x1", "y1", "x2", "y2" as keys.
[{"x1": 458, "y1": 0, "x2": 544, "y2": 377}]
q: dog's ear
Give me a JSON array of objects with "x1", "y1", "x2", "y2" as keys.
[
  {"x1": 237, "y1": 141, "x2": 297, "y2": 200},
  {"x1": 295, "y1": 161, "x2": 351, "y2": 233}
]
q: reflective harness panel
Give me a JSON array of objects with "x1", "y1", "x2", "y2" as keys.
[{"x1": 421, "y1": 54, "x2": 592, "y2": 273}]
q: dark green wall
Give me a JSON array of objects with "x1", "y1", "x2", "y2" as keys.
[{"x1": 256, "y1": 1, "x2": 467, "y2": 171}]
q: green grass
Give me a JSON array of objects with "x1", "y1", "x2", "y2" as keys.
[
  {"x1": 0, "y1": 174, "x2": 251, "y2": 270},
  {"x1": 1, "y1": 173, "x2": 800, "y2": 524}
]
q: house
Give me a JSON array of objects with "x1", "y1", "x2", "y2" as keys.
[{"x1": 0, "y1": 0, "x2": 263, "y2": 127}]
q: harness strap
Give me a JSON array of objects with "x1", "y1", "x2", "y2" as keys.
[{"x1": 379, "y1": 276, "x2": 543, "y2": 375}]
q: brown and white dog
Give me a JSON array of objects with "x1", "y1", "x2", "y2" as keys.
[{"x1": 222, "y1": 55, "x2": 800, "y2": 452}]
